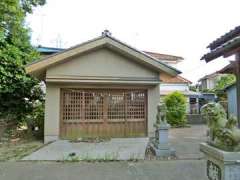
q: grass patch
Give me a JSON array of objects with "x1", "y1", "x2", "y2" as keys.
[
  {"x1": 69, "y1": 137, "x2": 111, "y2": 143},
  {"x1": 171, "y1": 124, "x2": 191, "y2": 128},
  {"x1": 0, "y1": 140, "x2": 43, "y2": 161}
]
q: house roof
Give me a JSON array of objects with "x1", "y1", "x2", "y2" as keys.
[
  {"x1": 27, "y1": 33, "x2": 181, "y2": 77},
  {"x1": 160, "y1": 90, "x2": 200, "y2": 96},
  {"x1": 161, "y1": 75, "x2": 192, "y2": 84},
  {"x1": 143, "y1": 51, "x2": 183, "y2": 62},
  {"x1": 208, "y1": 26, "x2": 240, "y2": 50},
  {"x1": 37, "y1": 46, "x2": 64, "y2": 53},
  {"x1": 175, "y1": 75, "x2": 192, "y2": 83},
  {"x1": 36, "y1": 47, "x2": 184, "y2": 63},
  {"x1": 218, "y1": 61, "x2": 235, "y2": 74},
  {"x1": 201, "y1": 25, "x2": 240, "y2": 62},
  {"x1": 198, "y1": 72, "x2": 221, "y2": 82},
  {"x1": 35, "y1": 46, "x2": 184, "y2": 62},
  {"x1": 36, "y1": 46, "x2": 64, "y2": 54}
]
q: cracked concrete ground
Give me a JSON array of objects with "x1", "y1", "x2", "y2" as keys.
[{"x1": 23, "y1": 138, "x2": 149, "y2": 161}]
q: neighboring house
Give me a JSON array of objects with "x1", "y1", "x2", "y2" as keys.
[
  {"x1": 201, "y1": 25, "x2": 240, "y2": 123},
  {"x1": 145, "y1": 51, "x2": 203, "y2": 114},
  {"x1": 198, "y1": 72, "x2": 225, "y2": 90},
  {"x1": 159, "y1": 70, "x2": 197, "y2": 112},
  {"x1": 218, "y1": 62, "x2": 237, "y2": 117},
  {"x1": 159, "y1": 75, "x2": 200, "y2": 114},
  {"x1": 28, "y1": 31, "x2": 181, "y2": 143},
  {"x1": 143, "y1": 51, "x2": 183, "y2": 68}
]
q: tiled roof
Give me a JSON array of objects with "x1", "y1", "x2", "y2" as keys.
[
  {"x1": 208, "y1": 26, "x2": 240, "y2": 50},
  {"x1": 201, "y1": 25, "x2": 240, "y2": 62},
  {"x1": 144, "y1": 51, "x2": 183, "y2": 62},
  {"x1": 201, "y1": 37, "x2": 240, "y2": 62},
  {"x1": 198, "y1": 72, "x2": 221, "y2": 81}
]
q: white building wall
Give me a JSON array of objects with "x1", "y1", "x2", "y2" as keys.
[
  {"x1": 160, "y1": 83, "x2": 189, "y2": 91},
  {"x1": 207, "y1": 79, "x2": 215, "y2": 89}
]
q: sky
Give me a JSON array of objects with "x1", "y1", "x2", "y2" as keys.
[{"x1": 26, "y1": 0, "x2": 240, "y2": 83}]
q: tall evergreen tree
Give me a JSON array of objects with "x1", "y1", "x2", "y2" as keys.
[{"x1": 0, "y1": 0, "x2": 46, "y2": 123}]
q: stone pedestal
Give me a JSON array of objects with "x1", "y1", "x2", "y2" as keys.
[
  {"x1": 200, "y1": 143, "x2": 240, "y2": 180},
  {"x1": 152, "y1": 124, "x2": 175, "y2": 157}
]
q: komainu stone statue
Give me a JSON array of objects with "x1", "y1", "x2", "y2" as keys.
[
  {"x1": 152, "y1": 104, "x2": 175, "y2": 157},
  {"x1": 154, "y1": 104, "x2": 168, "y2": 128},
  {"x1": 201, "y1": 102, "x2": 240, "y2": 151}
]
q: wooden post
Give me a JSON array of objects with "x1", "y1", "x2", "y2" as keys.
[
  {"x1": 124, "y1": 92, "x2": 127, "y2": 137},
  {"x1": 236, "y1": 53, "x2": 240, "y2": 128}
]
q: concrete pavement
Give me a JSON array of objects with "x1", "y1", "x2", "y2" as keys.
[
  {"x1": 0, "y1": 160, "x2": 208, "y2": 180},
  {"x1": 23, "y1": 138, "x2": 149, "y2": 161},
  {"x1": 0, "y1": 125, "x2": 209, "y2": 180},
  {"x1": 23, "y1": 125, "x2": 207, "y2": 161},
  {"x1": 169, "y1": 125, "x2": 207, "y2": 159}
]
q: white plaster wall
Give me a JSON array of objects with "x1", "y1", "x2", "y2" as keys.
[
  {"x1": 207, "y1": 79, "x2": 215, "y2": 89},
  {"x1": 44, "y1": 84, "x2": 60, "y2": 143},
  {"x1": 46, "y1": 48, "x2": 158, "y2": 79}
]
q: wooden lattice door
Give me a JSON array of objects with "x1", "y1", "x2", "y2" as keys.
[{"x1": 60, "y1": 89, "x2": 147, "y2": 139}]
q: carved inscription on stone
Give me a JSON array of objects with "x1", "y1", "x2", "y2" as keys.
[{"x1": 207, "y1": 160, "x2": 221, "y2": 180}]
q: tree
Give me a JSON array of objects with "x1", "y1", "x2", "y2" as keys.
[
  {"x1": 215, "y1": 74, "x2": 236, "y2": 90},
  {"x1": 214, "y1": 74, "x2": 236, "y2": 103},
  {"x1": 189, "y1": 85, "x2": 197, "y2": 92},
  {"x1": 0, "y1": 0, "x2": 45, "y2": 124},
  {"x1": 20, "y1": 0, "x2": 46, "y2": 14},
  {"x1": 164, "y1": 91, "x2": 187, "y2": 127}
]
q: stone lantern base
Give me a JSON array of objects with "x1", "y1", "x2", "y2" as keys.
[
  {"x1": 151, "y1": 125, "x2": 175, "y2": 158},
  {"x1": 151, "y1": 144, "x2": 176, "y2": 157}
]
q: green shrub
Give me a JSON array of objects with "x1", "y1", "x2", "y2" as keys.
[{"x1": 164, "y1": 91, "x2": 187, "y2": 127}]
